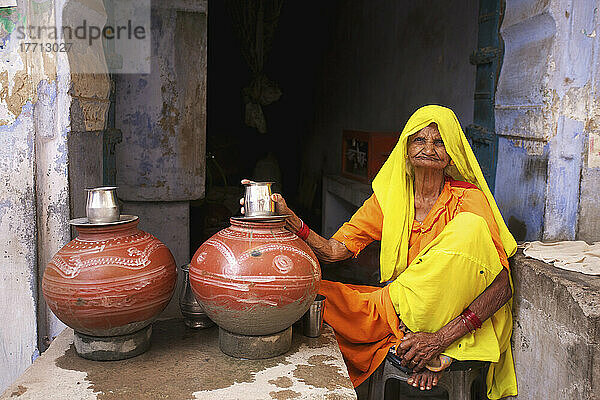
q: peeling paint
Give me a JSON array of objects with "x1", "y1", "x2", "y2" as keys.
[
  {"x1": 34, "y1": 76, "x2": 70, "y2": 348},
  {"x1": 0, "y1": 70, "x2": 32, "y2": 118},
  {"x1": 69, "y1": 72, "x2": 110, "y2": 131},
  {"x1": 0, "y1": 100, "x2": 37, "y2": 393},
  {"x1": 560, "y1": 83, "x2": 591, "y2": 122}
]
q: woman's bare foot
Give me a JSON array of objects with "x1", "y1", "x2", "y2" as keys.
[{"x1": 406, "y1": 369, "x2": 442, "y2": 391}]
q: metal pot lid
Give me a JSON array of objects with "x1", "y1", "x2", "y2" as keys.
[
  {"x1": 70, "y1": 214, "x2": 138, "y2": 226},
  {"x1": 231, "y1": 214, "x2": 288, "y2": 222}
]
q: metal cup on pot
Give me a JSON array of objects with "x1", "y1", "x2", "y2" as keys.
[
  {"x1": 243, "y1": 181, "x2": 275, "y2": 217},
  {"x1": 85, "y1": 186, "x2": 120, "y2": 223}
]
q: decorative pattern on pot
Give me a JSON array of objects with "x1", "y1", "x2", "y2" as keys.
[
  {"x1": 42, "y1": 216, "x2": 177, "y2": 338},
  {"x1": 189, "y1": 217, "x2": 321, "y2": 337}
]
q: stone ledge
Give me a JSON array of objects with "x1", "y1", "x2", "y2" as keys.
[
  {"x1": 511, "y1": 250, "x2": 600, "y2": 340},
  {"x1": 510, "y1": 249, "x2": 600, "y2": 400}
]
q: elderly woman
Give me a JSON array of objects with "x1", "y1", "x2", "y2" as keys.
[{"x1": 242, "y1": 105, "x2": 517, "y2": 399}]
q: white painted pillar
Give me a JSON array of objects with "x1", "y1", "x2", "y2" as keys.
[{"x1": 33, "y1": 78, "x2": 70, "y2": 348}]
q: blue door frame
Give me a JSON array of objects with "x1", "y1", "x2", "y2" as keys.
[{"x1": 466, "y1": 0, "x2": 504, "y2": 193}]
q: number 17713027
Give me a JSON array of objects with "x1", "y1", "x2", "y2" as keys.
[{"x1": 20, "y1": 42, "x2": 73, "y2": 52}]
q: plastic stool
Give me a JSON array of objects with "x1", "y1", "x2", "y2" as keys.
[{"x1": 367, "y1": 350, "x2": 489, "y2": 400}]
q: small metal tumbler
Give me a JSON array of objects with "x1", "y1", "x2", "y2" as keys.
[
  {"x1": 85, "y1": 187, "x2": 119, "y2": 223},
  {"x1": 243, "y1": 181, "x2": 275, "y2": 216},
  {"x1": 301, "y1": 294, "x2": 326, "y2": 338},
  {"x1": 179, "y1": 264, "x2": 214, "y2": 329}
]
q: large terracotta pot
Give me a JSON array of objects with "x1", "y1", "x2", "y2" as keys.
[
  {"x1": 42, "y1": 216, "x2": 177, "y2": 338},
  {"x1": 189, "y1": 217, "x2": 321, "y2": 337}
]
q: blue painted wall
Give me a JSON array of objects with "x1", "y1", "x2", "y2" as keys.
[{"x1": 494, "y1": 138, "x2": 548, "y2": 241}]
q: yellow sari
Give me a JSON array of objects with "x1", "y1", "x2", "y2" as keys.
[{"x1": 373, "y1": 105, "x2": 518, "y2": 399}]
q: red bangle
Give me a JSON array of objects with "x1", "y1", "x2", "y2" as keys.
[
  {"x1": 462, "y1": 308, "x2": 482, "y2": 330},
  {"x1": 297, "y1": 219, "x2": 310, "y2": 241},
  {"x1": 460, "y1": 315, "x2": 475, "y2": 333}
]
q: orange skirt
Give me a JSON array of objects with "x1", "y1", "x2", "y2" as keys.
[{"x1": 319, "y1": 280, "x2": 404, "y2": 387}]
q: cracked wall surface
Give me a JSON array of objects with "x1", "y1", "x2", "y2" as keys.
[{"x1": 496, "y1": 0, "x2": 600, "y2": 242}]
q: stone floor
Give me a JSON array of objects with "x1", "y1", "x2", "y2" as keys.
[{"x1": 1, "y1": 319, "x2": 356, "y2": 400}]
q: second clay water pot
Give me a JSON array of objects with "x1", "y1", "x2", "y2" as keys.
[{"x1": 189, "y1": 216, "x2": 321, "y2": 358}]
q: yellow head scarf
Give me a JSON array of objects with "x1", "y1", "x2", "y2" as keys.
[{"x1": 372, "y1": 105, "x2": 517, "y2": 282}]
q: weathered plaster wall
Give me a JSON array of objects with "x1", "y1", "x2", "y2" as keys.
[
  {"x1": 0, "y1": 102, "x2": 37, "y2": 393},
  {"x1": 0, "y1": 1, "x2": 68, "y2": 393},
  {"x1": 0, "y1": 0, "x2": 110, "y2": 393},
  {"x1": 578, "y1": 0, "x2": 600, "y2": 243},
  {"x1": 115, "y1": 5, "x2": 206, "y2": 202},
  {"x1": 306, "y1": 0, "x2": 479, "y2": 180},
  {"x1": 496, "y1": 0, "x2": 600, "y2": 242},
  {"x1": 34, "y1": 76, "x2": 70, "y2": 349},
  {"x1": 0, "y1": 2, "x2": 66, "y2": 392}
]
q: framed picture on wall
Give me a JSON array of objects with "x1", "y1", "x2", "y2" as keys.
[{"x1": 341, "y1": 130, "x2": 399, "y2": 184}]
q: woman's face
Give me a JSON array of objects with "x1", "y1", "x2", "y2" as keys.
[{"x1": 407, "y1": 123, "x2": 451, "y2": 170}]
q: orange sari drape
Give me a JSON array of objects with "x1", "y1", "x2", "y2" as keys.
[{"x1": 319, "y1": 281, "x2": 402, "y2": 387}]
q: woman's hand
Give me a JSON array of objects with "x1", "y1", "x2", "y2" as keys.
[
  {"x1": 396, "y1": 331, "x2": 444, "y2": 372},
  {"x1": 270, "y1": 193, "x2": 292, "y2": 216},
  {"x1": 395, "y1": 269, "x2": 513, "y2": 372}
]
